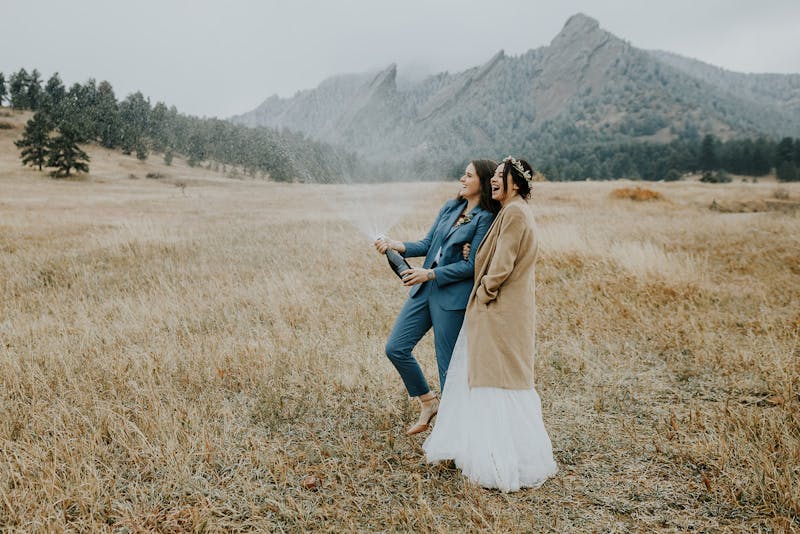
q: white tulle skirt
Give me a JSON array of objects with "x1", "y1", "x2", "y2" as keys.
[{"x1": 423, "y1": 327, "x2": 558, "y2": 492}]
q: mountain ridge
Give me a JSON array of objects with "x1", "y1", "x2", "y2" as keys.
[{"x1": 231, "y1": 13, "x2": 800, "y2": 171}]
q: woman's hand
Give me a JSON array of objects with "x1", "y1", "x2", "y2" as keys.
[
  {"x1": 462, "y1": 242, "x2": 471, "y2": 260},
  {"x1": 374, "y1": 238, "x2": 389, "y2": 254},
  {"x1": 401, "y1": 268, "x2": 434, "y2": 287},
  {"x1": 374, "y1": 237, "x2": 406, "y2": 255}
]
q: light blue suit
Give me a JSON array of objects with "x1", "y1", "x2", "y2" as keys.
[{"x1": 385, "y1": 198, "x2": 495, "y2": 396}]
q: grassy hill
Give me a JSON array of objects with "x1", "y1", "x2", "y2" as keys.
[{"x1": 0, "y1": 109, "x2": 238, "y2": 187}]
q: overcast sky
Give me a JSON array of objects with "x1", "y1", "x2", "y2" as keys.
[{"x1": 2, "y1": 0, "x2": 799, "y2": 118}]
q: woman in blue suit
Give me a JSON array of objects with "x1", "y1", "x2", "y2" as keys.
[{"x1": 375, "y1": 160, "x2": 499, "y2": 435}]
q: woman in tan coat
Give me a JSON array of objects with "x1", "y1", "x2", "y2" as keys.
[{"x1": 424, "y1": 156, "x2": 557, "y2": 492}]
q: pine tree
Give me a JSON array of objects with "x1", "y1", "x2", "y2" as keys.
[
  {"x1": 700, "y1": 134, "x2": 718, "y2": 171},
  {"x1": 14, "y1": 112, "x2": 53, "y2": 170},
  {"x1": 134, "y1": 137, "x2": 149, "y2": 161},
  {"x1": 0, "y1": 72, "x2": 6, "y2": 106},
  {"x1": 46, "y1": 126, "x2": 90, "y2": 177},
  {"x1": 94, "y1": 81, "x2": 121, "y2": 148},
  {"x1": 59, "y1": 80, "x2": 98, "y2": 143},
  {"x1": 119, "y1": 91, "x2": 151, "y2": 145},
  {"x1": 148, "y1": 102, "x2": 170, "y2": 152},
  {"x1": 43, "y1": 72, "x2": 66, "y2": 113},
  {"x1": 776, "y1": 161, "x2": 799, "y2": 182},
  {"x1": 776, "y1": 137, "x2": 795, "y2": 164},
  {"x1": 795, "y1": 139, "x2": 800, "y2": 166},
  {"x1": 751, "y1": 138, "x2": 772, "y2": 175},
  {"x1": 27, "y1": 69, "x2": 43, "y2": 110},
  {"x1": 186, "y1": 132, "x2": 206, "y2": 167},
  {"x1": 9, "y1": 68, "x2": 29, "y2": 109}
]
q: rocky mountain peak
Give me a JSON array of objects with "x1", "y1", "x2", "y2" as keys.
[
  {"x1": 554, "y1": 13, "x2": 601, "y2": 43},
  {"x1": 533, "y1": 13, "x2": 619, "y2": 119},
  {"x1": 368, "y1": 63, "x2": 397, "y2": 97},
  {"x1": 549, "y1": 12, "x2": 609, "y2": 53}
]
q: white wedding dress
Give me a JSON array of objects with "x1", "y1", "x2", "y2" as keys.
[{"x1": 423, "y1": 327, "x2": 558, "y2": 492}]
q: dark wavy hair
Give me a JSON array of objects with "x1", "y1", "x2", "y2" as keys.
[
  {"x1": 500, "y1": 157, "x2": 533, "y2": 200},
  {"x1": 466, "y1": 159, "x2": 502, "y2": 214}
]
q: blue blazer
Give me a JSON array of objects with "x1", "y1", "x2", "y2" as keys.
[{"x1": 402, "y1": 198, "x2": 495, "y2": 310}]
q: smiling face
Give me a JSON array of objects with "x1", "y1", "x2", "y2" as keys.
[
  {"x1": 459, "y1": 163, "x2": 482, "y2": 203},
  {"x1": 490, "y1": 163, "x2": 519, "y2": 205}
]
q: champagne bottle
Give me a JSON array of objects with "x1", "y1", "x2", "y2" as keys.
[
  {"x1": 386, "y1": 248, "x2": 412, "y2": 279},
  {"x1": 378, "y1": 236, "x2": 411, "y2": 279}
]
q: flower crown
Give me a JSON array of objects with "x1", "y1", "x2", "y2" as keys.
[{"x1": 503, "y1": 156, "x2": 532, "y2": 181}]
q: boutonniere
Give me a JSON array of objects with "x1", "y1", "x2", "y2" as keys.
[{"x1": 456, "y1": 213, "x2": 472, "y2": 226}]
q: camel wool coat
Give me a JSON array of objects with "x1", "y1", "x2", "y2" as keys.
[{"x1": 466, "y1": 196, "x2": 538, "y2": 389}]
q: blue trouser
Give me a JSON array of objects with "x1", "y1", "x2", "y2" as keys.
[{"x1": 385, "y1": 283, "x2": 464, "y2": 397}]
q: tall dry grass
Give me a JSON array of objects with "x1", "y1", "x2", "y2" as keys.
[{"x1": 0, "y1": 133, "x2": 798, "y2": 530}]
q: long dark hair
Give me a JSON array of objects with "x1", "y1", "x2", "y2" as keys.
[
  {"x1": 500, "y1": 157, "x2": 533, "y2": 200},
  {"x1": 470, "y1": 159, "x2": 502, "y2": 214}
]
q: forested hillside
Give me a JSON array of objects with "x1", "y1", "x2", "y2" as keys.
[{"x1": 1, "y1": 69, "x2": 366, "y2": 182}]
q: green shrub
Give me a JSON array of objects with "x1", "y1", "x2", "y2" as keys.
[
  {"x1": 700, "y1": 170, "x2": 732, "y2": 183},
  {"x1": 776, "y1": 161, "x2": 799, "y2": 182}
]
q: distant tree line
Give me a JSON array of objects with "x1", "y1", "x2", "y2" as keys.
[
  {"x1": 438, "y1": 132, "x2": 800, "y2": 183},
  {"x1": 426, "y1": 126, "x2": 799, "y2": 183},
  {"x1": 1, "y1": 68, "x2": 366, "y2": 182},
  {"x1": 532, "y1": 134, "x2": 800, "y2": 182}
]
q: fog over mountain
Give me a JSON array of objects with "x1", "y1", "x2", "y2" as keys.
[{"x1": 231, "y1": 14, "x2": 800, "y2": 174}]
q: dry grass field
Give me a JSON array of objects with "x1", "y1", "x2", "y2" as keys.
[{"x1": 1, "y1": 109, "x2": 799, "y2": 532}]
